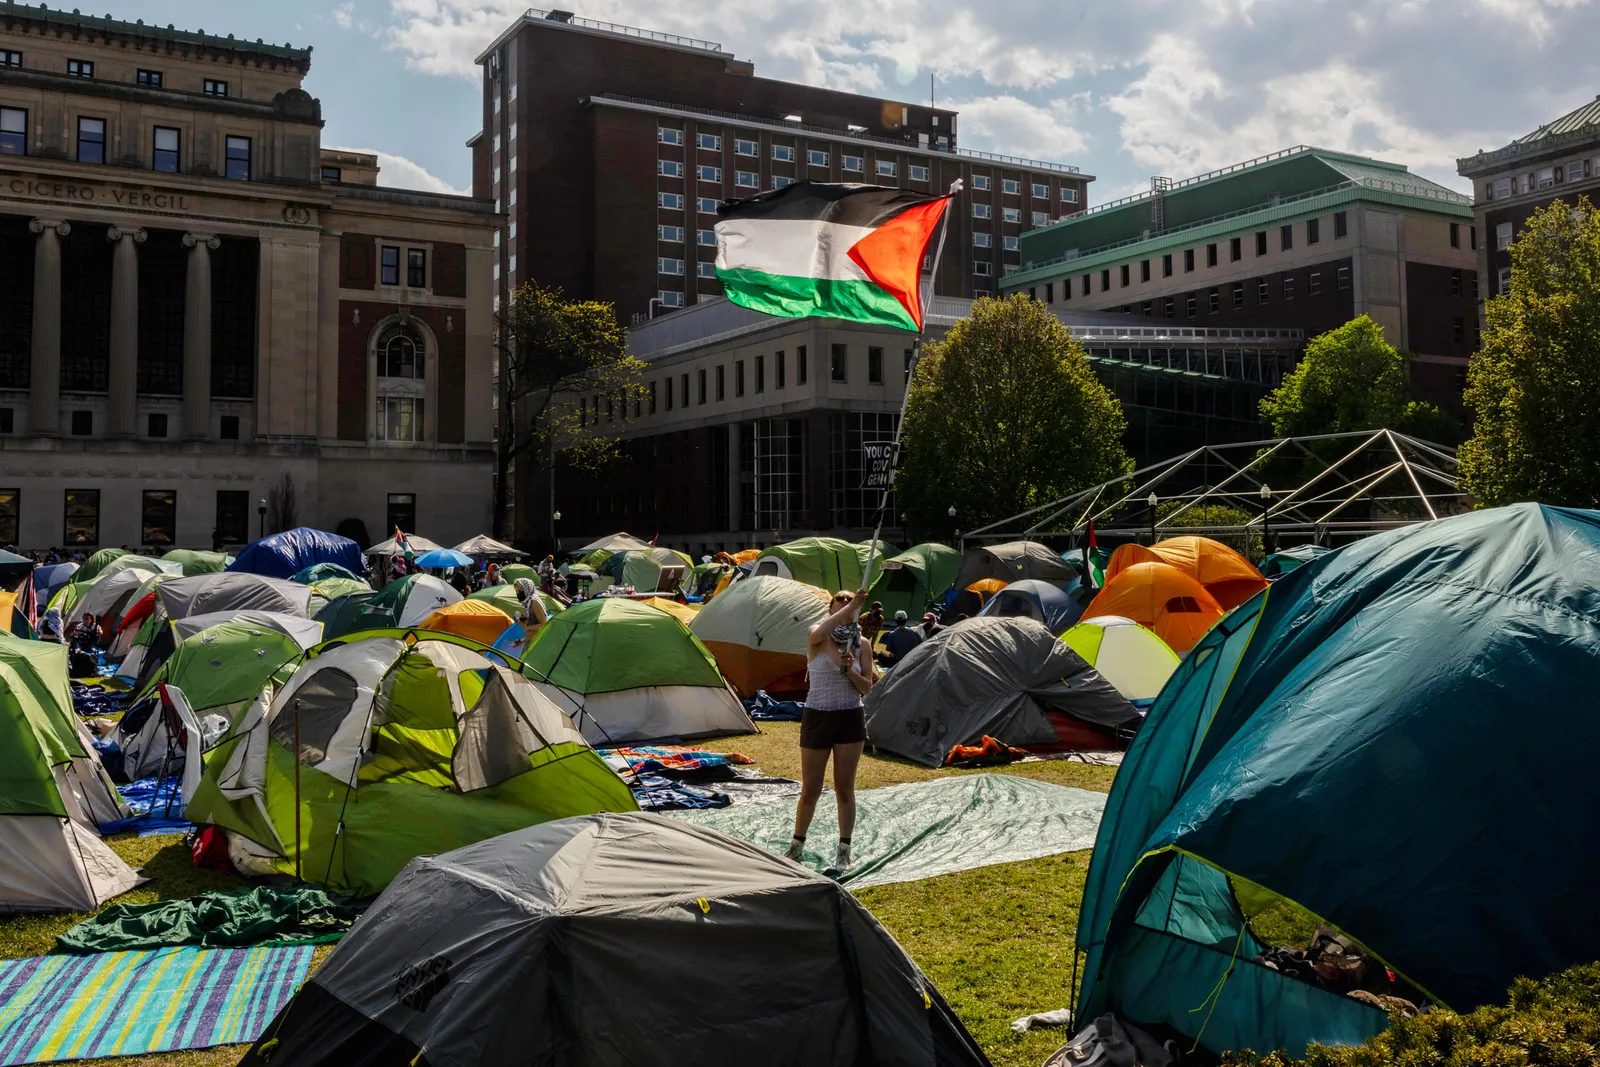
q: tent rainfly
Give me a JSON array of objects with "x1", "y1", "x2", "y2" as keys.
[
  {"x1": 689, "y1": 575, "x2": 830, "y2": 699},
  {"x1": 453, "y1": 535, "x2": 525, "y2": 557},
  {"x1": 157, "y1": 572, "x2": 315, "y2": 620},
  {"x1": 575, "y1": 532, "x2": 653, "y2": 554},
  {"x1": 229, "y1": 528, "x2": 366, "y2": 581},
  {"x1": 366, "y1": 534, "x2": 443, "y2": 557},
  {"x1": 867, "y1": 542, "x2": 962, "y2": 621},
  {"x1": 954, "y1": 541, "x2": 1078, "y2": 590}
]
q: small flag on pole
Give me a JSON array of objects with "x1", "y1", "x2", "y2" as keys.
[{"x1": 715, "y1": 183, "x2": 952, "y2": 332}]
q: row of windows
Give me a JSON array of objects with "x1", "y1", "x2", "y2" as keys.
[
  {"x1": 972, "y1": 233, "x2": 1021, "y2": 251},
  {"x1": 658, "y1": 158, "x2": 925, "y2": 183},
  {"x1": 1483, "y1": 159, "x2": 1593, "y2": 201},
  {"x1": 0, "y1": 407, "x2": 244, "y2": 441},
  {"x1": 0, "y1": 107, "x2": 253, "y2": 178},
  {"x1": 658, "y1": 193, "x2": 724, "y2": 213},
  {"x1": 1, "y1": 50, "x2": 229, "y2": 95},
  {"x1": 1032, "y1": 266, "x2": 1352, "y2": 315},
  {"x1": 974, "y1": 205, "x2": 1057, "y2": 226}
]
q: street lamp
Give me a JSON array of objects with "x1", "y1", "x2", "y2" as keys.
[
  {"x1": 1147, "y1": 492, "x2": 1158, "y2": 545},
  {"x1": 257, "y1": 498, "x2": 266, "y2": 540},
  {"x1": 552, "y1": 510, "x2": 562, "y2": 554},
  {"x1": 1259, "y1": 484, "x2": 1273, "y2": 559}
]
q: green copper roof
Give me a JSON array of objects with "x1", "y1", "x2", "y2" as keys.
[
  {"x1": 1512, "y1": 96, "x2": 1600, "y2": 145},
  {"x1": 1, "y1": 2, "x2": 312, "y2": 64}
]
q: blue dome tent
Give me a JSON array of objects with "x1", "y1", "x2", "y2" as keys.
[{"x1": 229, "y1": 528, "x2": 365, "y2": 581}]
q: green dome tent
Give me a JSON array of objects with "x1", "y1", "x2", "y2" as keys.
[
  {"x1": 1063, "y1": 617, "x2": 1180, "y2": 703},
  {"x1": 140, "y1": 612, "x2": 320, "y2": 719},
  {"x1": 867, "y1": 543, "x2": 961, "y2": 621},
  {"x1": 523, "y1": 598, "x2": 755, "y2": 745},
  {"x1": 750, "y1": 537, "x2": 896, "y2": 592},
  {"x1": 162, "y1": 549, "x2": 232, "y2": 576},
  {"x1": 77, "y1": 547, "x2": 129, "y2": 582},
  {"x1": 598, "y1": 547, "x2": 694, "y2": 594},
  {"x1": 468, "y1": 584, "x2": 563, "y2": 621},
  {"x1": 1076, "y1": 504, "x2": 1600, "y2": 1057},
  {"x1": 186, "y1": 631, "x2": 637, "y2": 897},
  {"x1": 315, "y1": 576, "x2": 460, "y2": 639}
]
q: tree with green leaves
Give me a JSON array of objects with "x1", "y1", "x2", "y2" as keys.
[
  {"x1": 1460, "y1": 197, "x2": 1600, "y2": 507},
  {"x1": 1259, "y1": 315, "x2": 1458, "y2": 443},
  {"x1": 494, "y1": 283, "x2": 646, "y2": 540},
  {"x1": 897, "y1": 294, "x2": 1130, "y2": 537}
]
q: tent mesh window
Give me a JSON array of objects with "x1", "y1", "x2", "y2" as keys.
[{"x1": 271, "y1": 668, "x2": 360, "y2": 763}]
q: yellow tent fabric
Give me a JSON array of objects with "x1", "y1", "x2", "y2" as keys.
[
  {"x1": 638, "y1": 597, "x2": 700, "y2": 624},
  {"x1": 419, "y1": 600, "x2": 515, "y2": 645}
]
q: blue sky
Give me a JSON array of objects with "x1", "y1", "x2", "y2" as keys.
[{"x1": 97, "y1": 0, "x2": 1600, "y2": 200}]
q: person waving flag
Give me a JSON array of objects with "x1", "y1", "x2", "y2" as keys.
[{"x1": 715, "y1": 182, "x2": 957, "y2": 332}]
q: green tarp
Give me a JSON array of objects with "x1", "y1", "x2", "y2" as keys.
[
  {"x1": 56, "y1": 886, "x2": 363, "y2": 953},
  {"x1": 522, "y1": 597, "x2": 725, "y2": 694},
  {"x1": 670, "y1": 773, "x2": 1105, "y2": 888}
]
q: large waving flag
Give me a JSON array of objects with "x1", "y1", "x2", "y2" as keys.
[{"x1": 714, "y1": 183, "x2": 952, "y2": 332}]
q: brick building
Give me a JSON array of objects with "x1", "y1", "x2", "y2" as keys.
[{"x1": 0, "y1": 6, "x2": 497, "y2": 549}]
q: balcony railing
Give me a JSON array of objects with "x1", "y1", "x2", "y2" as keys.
[{"x1": 524, "y1": 9, "x2": 723, "y2": 53}]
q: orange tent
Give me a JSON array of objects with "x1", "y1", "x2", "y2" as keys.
[
  {"x1": 965, "y1": 578, "x2": 1008, "y2": 596},
  {"x1": 419, "y1": 599, "x2": 515, "y2": 646},
  {"x1": 1082, "y1": 562, "x2": 1224, "y2": 653},
  {"x1": 1106, "y1": 536, "x2": 1267, "y2": 611}
]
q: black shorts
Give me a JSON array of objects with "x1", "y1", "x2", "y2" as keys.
[{"x1": 799, "y1": 706, "x2": 866, "y2": 749}]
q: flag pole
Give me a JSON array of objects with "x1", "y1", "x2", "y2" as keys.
[{"x1": 862, "y1": 179, "x2": 963, "y2": 596}]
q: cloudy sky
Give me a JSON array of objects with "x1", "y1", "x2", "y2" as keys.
[{"x1": 104, "y1": 0, "x2": 1599, "y2": 199}]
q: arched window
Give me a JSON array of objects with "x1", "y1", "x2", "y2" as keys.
[{"x1": 375, "y1": 323, "x2": 426, "y2": 442}]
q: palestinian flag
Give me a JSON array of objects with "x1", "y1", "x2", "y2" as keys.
[{"x1": 715, "y1": 183, "x2": 951, "y2": 332}]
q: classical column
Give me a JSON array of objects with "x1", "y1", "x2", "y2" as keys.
[
  {"x1": 28, "y1": 219, "x2": 69, "y2": 438},
  {"x1": 106, "y1": 227, "x2": 147, "y2": 438},
  {"x1": 181, "y1": 233, "x2": 220, "y2": 439}
]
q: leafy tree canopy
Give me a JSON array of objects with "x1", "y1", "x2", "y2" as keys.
[
  {"x1": 897, "y1": 294, "x2": 1130, "y2": 537},
  {"x1": 1460, "y1": 197, "x2": 1600, "y2": 507}
]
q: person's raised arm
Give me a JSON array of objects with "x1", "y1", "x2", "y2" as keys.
[{"x1": 815, "y1": 588, "x2": 868, "y2": 634}]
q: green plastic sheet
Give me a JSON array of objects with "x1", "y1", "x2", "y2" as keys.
[
  {"x1": 669, "y1": 772, "x2": 1105, "y2": 888},
  {"x1": 56, "y1": 886, "x2": 364, "y2": 953}
]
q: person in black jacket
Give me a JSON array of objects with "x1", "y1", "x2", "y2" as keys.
[{"x1": 877, "y1": 611, "x2": 924, "y2": 668}]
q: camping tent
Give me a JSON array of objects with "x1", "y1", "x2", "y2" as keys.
[
  {"x1": 291, "y1": 562, "x2": 361, "y2": 585},
  {"x1": 749, "y1": 537, "x2": 868, "y2": 591},
  {"x1": 314, "y1": 575, "x2": 461, "y2": 639},
  {"x1": 1106, "y1": 536, "x2": 1267, "y2": 611},
  {"x1": 365, "y1": 533, "x2": 442, "y2": 557},
  {"x1": 242, "y1": 812, "x2": 985, "y2": 1067},
  {"x1": 453, "y1": 535, "x2": 524, "y2": 557},
  {"x1": 1075, "y1": 503, "x2": 1600, "y2": 1057},
  {"x1": 420, "y1": 600, "x2": 516, "y2": 646},
  {"x1": 689, "y1": 575, "x2": 830, "y2": 698},
  {"x1": 0, "y1": 635, "x2": 141, "y2": 911},
  {"x1": 1063, "y1": 617, "x2": 1180, "y2": 702},
  {"x1": 157, "y1": 572, "x2": 314, "y2": 620},
  {"x1": 638, "y1": 597, "x2": 700, "y2": 624},
  {"x1": 162, "y1": 549, "x2": 231, "y2": 576},
  {"x1": 954, "y1": 541, "x2": 1077, "y2": 590},
  {"x1": 977, "y1": 577, "x2": 1084, "y2": 635},
  {"x1": 599, "y1": 547, "x2": 694, "y2": 593},
  {"x1": 186, "y1": 632, "x2": 637, "y2": 897},
  {"x1": 33, "y1": 562, "x2": 78, "y2": 608},
  {"x1": 75, "y1": 568, "x2": 149, "y2": 621},
  {"x1": 229, "y1": 527, "x2": 365, "y2": 580},
  {"x1": 576, "y1": 532, "x2": 652, "y2": 553},
  {"x1": 77, "y1": 547, "x2": 129, "y2": 582},
  {"x1": 101, "y1": 554, "x2": 184, "y2": 579},
  {"x1": 1260, "y1": 543, "x2": 1333, "y2": 579},
  {"x1": 523, "y1": 597, "x2": 755, "y2": 745},
  {"x1": 864, "y1": 617, "x2": 1139, "y2": 766},
  {"x1": 1081, "y1": 562, "x2": 1225, "y2": 653},
  {"x1": 468, "y1": 584, "x2": 560, "y2": 623},
  {"x1": 868, "y1": 543, "x2": 962, "y2": 621}
]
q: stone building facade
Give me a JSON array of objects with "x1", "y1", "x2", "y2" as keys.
[{"x1": 0, "y1": 6, "x2": 497, "y2": 551}]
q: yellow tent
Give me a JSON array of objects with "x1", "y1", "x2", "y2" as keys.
[
  {"x1": 419, "y1": 599, "x2": 515, "y2": 646},
  {"x1": 638, "y1": 596, "x2": 700, "y2": 625}
]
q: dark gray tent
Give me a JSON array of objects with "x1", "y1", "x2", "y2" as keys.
[
  {"x1": 954, "y1": 541, "x2": 1077, "y2": 590},
  {"x1": 155, "y1": 572, "x2": 313, "y2": 620},
  {"x1": 865, "y1": 616, "x2": 1139, "y2": 767},
  {"x1": 242, "y1": 813, "x2": 986, "y2": 1067}
]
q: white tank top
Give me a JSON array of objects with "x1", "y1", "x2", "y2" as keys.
[{"x1": 807, "y1": 648, "x2": 862, "y2": 711}]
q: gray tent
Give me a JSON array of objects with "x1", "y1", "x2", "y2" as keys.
[
  {"x1": 954, "y1": 540, "x2": 1077, "y2": 590},
  {"x1": 864, "y1": 616, "x2": 1139, "y2": 767},
  {"x1": 155, "y1": 572, "x2": 314, "y2": 620},
  {"x1": 241, "y1": 812, "x2": 986, "y2": 1067}
]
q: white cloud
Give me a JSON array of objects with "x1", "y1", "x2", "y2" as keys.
[
  {"x1": 948, "y1": 95, "x2": 1090, "y2": 164},
  {"x1": 326, "y1": 145, "x2": 470, "y2": 195},
  {"x1": 332, "y1": 2, "x2": 354, "y2": 30}
]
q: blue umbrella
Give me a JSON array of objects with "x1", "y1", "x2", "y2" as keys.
[{"x1": 413, "y1": 548, "x2": 474, "y2": 569}]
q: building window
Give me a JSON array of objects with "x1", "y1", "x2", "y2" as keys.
[
  {"x1": 842, "y1": 155, "x2": 863, "y2": 173},
  {"x1": 658, "y1": 258, "x2": 684, "y2": 275},
  {"x1": 1309, "y1": 271, "x2": 1323, "y2": 296},
  {"x1": 385, "y1": 493, "x2": 416, "y2": 536},
  {"x1": 1257, "y1": 279, "x2": 1270, "y2": 303},
  {"x1": 1081, "y1": 274, "x2": 1090, "y2": 296},
  {"x1": 973, "y1": 203, "x2": 992, "y2": 219},
  {"x1": 697, "y1": 197, "x2": 720, "y2": 214},
  {"x1": 1232, "y1": 283, "x2": 1245, "y2": 310},
  {"x1": 376, "y1": 324, "x2": 426, "y2": 442},
  {"x1": 716, "y1": 364, "x2": 726, "y2": 400},
  {"x1": 1307, "y1": 217, "x2": 1321, "y2": 244},
  {"x1": 0, "y1": 490, "x2": 18, "y2": 547},
  {"x1": 697, "y1": 262, "x2": 717, "y2": 278},
  {"x1": 1470, "y1": 225, "x2": 1477, "y2": 251},
  {"x1": 1031, "y1": 182, "x2": 1048, "y2": 198},
  {"x1": 659, "y1": 160, "x2": 683, "y2": 177},
  {"x1": 735, "y1": 138, "x2": 758, "y2": 156},
  {"x1": 1045, "y1": 282, "x2": 1054, "y2": 302},
  {"x1": 1183, "y1": 249, "x2": 1195, "y2": 273},
  {"x1": 773, "y1": 176, "x2": 794, "y2": 189},
  {"x1": 664, "y1": 380, "x2": 673, "y2": 412},
  {"x1": 0, "y1": 409, "x2": 12, "y2": 433},
  {"x1": 867, "y1": 346, "x2": 883, "y2": 384},
  {"x1": 903, "y1": 348, "x2": 915, "y2": 381},
  {"x1": 380, "y1": 246, "x2": 401, "y2": 286},
  {"x1": 1061, "y1": 188, "x2": 1078, "y2": 204},
  {"x1": 797, "y1": 345, "x2": 808, "y2": 385},
  {"x1": 1002, "y1": 207, "x2": 1020, "y2": 223},
  {"x1": 1337, "y1": 266, "x2": 1351, "y2": 291},
  {"x1": 973, "y1": 232, "x2": 992, "y2": 248},
  {"x1": 214, "y1": 490, "x2": 248, "y2": 543},
  {"x1": 807, "y1": 149, "x2": 829, "y2": 167},
  {"x1": 1231, "y1": 237, "x2": 1243, "y2": 261},
  {"x1": 1186, "y1": 295, "x2": 1197, "y2": 318},
  {"x1": 1498, "y1": 268, "x2": 1511, "y2": 296},
  {"x1": 1283, "y1": 274, "x2": 1296, "y2": 300},
  {"x1": 202, "y1": 78, "x2": 228, "y2": 97},
  {"x1": 772, "y1": 144, "x2": 795, "y2": 162},
  {"x1": 755, "y1": 355, "x2": 765, "y2": 393},
  {"x1": 1163, "y1": 296, "x2": 1174, "y2": 317},
  {"x1": 968, "y1": 174, "x2": 989, "y2": 191},
  {"x1": 142, "y1": 490, "x2": 176, "y2": 546},
  {"x1": 1100, "y1": 269, "x2": 1111, "y2": 292},
  {"x1": 1470, "y1": 272, "x2": 1479, "y2": 300},
  {"x1": 0, "y1": 107, "x2": 24, "y2": 155},
  {"x1": 776, "y1": 350, "x2": 786, "y2": 388},
  {"x1": 910, "y1": 164, "x2": 929, "y2": 182},
  {"x1": 697, "y1": 368, "x2": 707, "y2": 404},
  {"x1": 322, "y1": 166, "x2": 342, "y2": 183},
  {"x1": 699, "y1": 165, "x2": 723, "y2": 182},
  {"x1": 225, "y1": 135, "x2": 251, "y2": 181},
  {"x1": 1538, "y1": 167, "x2": 1555, "y2": 189},
  {"x1": 1003, "y1": 236, "x2": 1019, "y2": 251},
  {"x1": 0, "y1": 50, "x2": 20, "y2": 68},
  {"x1": 659, "y1": 192, "x2": 684, "y2": 209},
  {"x1": 70, "y1": 410, "x2": 92, "y2": 436},
  {"x1": 831, "y1": 344, "x2": 848, "y2": 382},
  {"x1": 735, "y1": 359, "x2": 746, "y2": 396},
  {"x1": 974, "y1": 262, "x2": 992, "y2": 276},
  {"x1": 1496, "y1": 222, "x2": 1513, "y2": 250},
  {"x1": 697, "y1": 229, "x2": 716, "y2": 247},
  {"x1": 1120, "y1": 264, "x2": 1131, "y2": 287},
  {"x1": 1161, "y1": 254, "x2": 1172, "y2": 277},
  {"x1": 77, "y1": 117, "x2": 106, "y2": 164},
  {"x1": 135, "y1": 68, "x2": 164, "y2": 88},
  {"x1": 658, "y1": 290, "x2": 683, "y2": 308},
  {"x1": 1449, "y1": 222, "x2": 1460, "y2": 249},
  {"x1": 1208, "y1": 288, "x2": 1219, "y2": 314},
  {"x1": 973, "y1": 288, "x2": 991, "y2": 298},
  {"x1": 659, "y1": 224, "x2": 685, "y2": 242},
  {"x1": 1141, "y1": 260, "x2": 1151, "y2": 283},
  {"x1": 147, "y1": 413, "x2": 167, "y2": 438},
  {"x1": 1207, "y1": 244, "x2": 1219, "y2": 267},
  {"x1": 1003, "y1": 179, "x2": 1021, "y2": 195},
  {"x1": 220, "y1": 415, "x2": 240, "y2": 440},
  {"x1": 67, "y1": 58, "x2": 94, "y2": 78},
  {"x1": 1334, "y1": 211, "x2": 1348, "y2": 239},
  {"x1": 64, "y1": 489, "x2": 99, "y2": 546},
  {"x1": 407, "y1": 249, "x2": 426, "y2": 288},
  {"x1": 1280, "y1": 224, "x2": 1293, "y2": 251},
  {"x1": 1452, "y1": 317, "x2": 1464, "y2": 345},
  {"x1": 680, "y1": 374, "x2": 689, "y2": 408},
  {"x1": 697, "y1": 133, "x2": 721, "y2": 150},
  {"x1": 659, "y1": 127, "x2": 683, "y2": 145},
  {"x1": 1141, "y1": 301, "x2": 1152, "y2": 316},
  {"x1": 1032, "y1": 211, "x2": 1049, "y2": 228},
  {"x1": 734, "y1": 171, "x2": 757, "y2": 187},
  {"x1": 1451, "y1": 270, "x2": 1462, "y2": 298},
  {"x1": 876, "y1": 160, "x2": 897, "y2": 178}
]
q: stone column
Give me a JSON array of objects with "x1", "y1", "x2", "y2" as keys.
[
  {"x1": 106, "y1": 226, "x2": 147, "y2": 438},
  {"x1": 28, "y1": 219, "x2": 70, "y2": 438},
  {"x1": 181, "y1": 233, "x2": 220, "y2": 439}
]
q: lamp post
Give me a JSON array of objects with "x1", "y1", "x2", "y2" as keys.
[
  {"x1": 947, "y1": 504, "x2": 957, "y2": 546},
  {"x1": 552, "y1": 509, "x2": 561, "y2": 554},
  {"x1": 1260, "y1": 484, "x2": 1273, "y2": 559},
  {"x1": 257, "y1": 498, "x2": 266, "y2": 540},
  {"x1": 1147, "y1": 492, "x2": 1158, "y2": 545}
]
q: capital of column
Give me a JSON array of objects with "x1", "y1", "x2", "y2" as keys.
[
  {"x1": 107, "y1": 226, "x2": 148, "y2": 244},
  {"x1": 183, "y1": 232, "x2": 221, "y2": 250},
  {"x1": 28, "y1": 219, "x2": 70, "y2": 237}
]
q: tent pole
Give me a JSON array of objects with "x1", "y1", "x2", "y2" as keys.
[
  {"x1": 863, "y1": 180, "x2": 962, "y2": 594},
  {"x1": 292, "y1": 698, "x2": 301, "y2": 883}
]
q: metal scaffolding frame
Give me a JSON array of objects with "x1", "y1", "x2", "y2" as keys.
[{"x1": 961, "y1": 430, "x2": 1469, "y2": 547}]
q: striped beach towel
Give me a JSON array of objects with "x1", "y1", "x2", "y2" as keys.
[{"x1": 0, "y1": 944, "x2": 312, "y2": 1064}]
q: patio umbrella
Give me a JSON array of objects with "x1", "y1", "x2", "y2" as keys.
[{"x1": 413, "y1": 548, "x2": 474, "y2": 569}]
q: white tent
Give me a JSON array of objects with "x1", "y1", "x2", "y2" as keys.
[
  {"x1": 576, "y1": 532, "x2": 652, "y2": 554},
  {"x1": 453, "y1": 535, "x2": 525, "y2": 557}
]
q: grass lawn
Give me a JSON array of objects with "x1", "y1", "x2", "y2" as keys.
[{"x1": 0, "y1": 721, "x2": 1112, "y2": 1067}]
